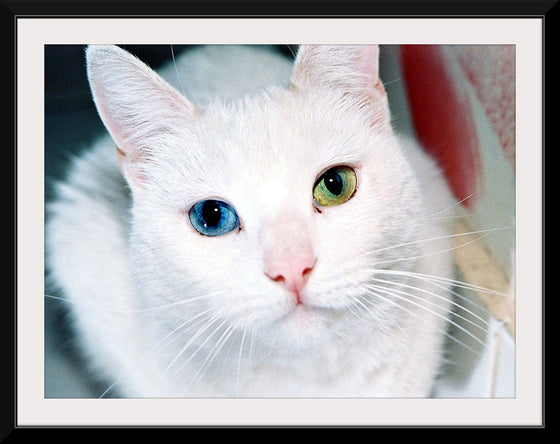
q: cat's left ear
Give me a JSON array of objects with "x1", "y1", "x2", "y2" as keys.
[
  {"x1": 86, "y1": 45, "x2": 198, "y2": 188},
  {"x1": 290, "y1": 45, "x2": 389, "y2": 127}
]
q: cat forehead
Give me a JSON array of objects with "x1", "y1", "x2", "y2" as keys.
[
  {"x1": 188, "y1": 90, "x2": 376, "y2": 170},
  {"x1": 147, "y1": 88, "x2": 388, "y2": 207}
]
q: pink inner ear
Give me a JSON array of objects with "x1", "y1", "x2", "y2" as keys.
[
  {"x1": 116, "y1": 146, "x2": 126, "y2": 168},
  {"x1": 87, "y1": 45, "x2": 200, "y2": 191},
  {"x1": 357, "y1": 46, "x2": 387, "y2": 98},
  {"x1": 115, "y1": 146, "x2": 148, "y2": 186},
  {"x1": 358, "y1": 45, "x2": 380, "y2": 82}
]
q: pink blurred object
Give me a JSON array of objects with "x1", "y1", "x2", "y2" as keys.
[
  {"x1": 400, "y1": 45, "x2": 515, "y2": 208},
  {"x1": 398, "y1": 45, "x2": 516, "y2": 397}
]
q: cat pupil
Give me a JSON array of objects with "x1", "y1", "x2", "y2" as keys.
[
  {"x1": 202, "y1": 201, "x2": 221, "y2": 227},
  {"x1": 324, "y1": 170, "x2": 343, "y2": 195}
]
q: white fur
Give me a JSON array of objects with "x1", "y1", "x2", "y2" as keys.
[{"x1": 46, "y1": 45, "x2": 455, "y2": 397}]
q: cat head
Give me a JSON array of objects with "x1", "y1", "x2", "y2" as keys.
[{"x1": 86, "y1": 45, "x2": 423, "y2": 350}]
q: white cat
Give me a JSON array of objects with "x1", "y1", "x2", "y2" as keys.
[{"x1": 46, "y1": 44, "x2": 456, "y2": 397}]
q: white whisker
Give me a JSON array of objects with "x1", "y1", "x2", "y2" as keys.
[
  {"x1": 98, "y1": 379, "x2": 120, "y2": 398},
  {"x1": 149, "y1": 307, "x2": 215, "y2": 353},
  {"x1": 353, "y1": 297, "x2": 386, "y2": 324},
  {"x1": 172, "y1": 316, "x2": 230, "y2": 377},
  {"x1": 371, "y1": 277, "x2": 492, "y2": 334},
  {"x1": 170, "y1": 44, "x2": 186, "y2": 96},
  {"x1": 420, "y1": 192, "x2": 477, "y2": 218},
  {"x1": 163, "y1": 311, "x2": 225, "y2": 376},
  {"x1": 371, "y1": 268, "x2": 511, "y2": 298},
  {"x1": 99, "y1": 310, "x2": 218, "y2": 398},
  {"x1": 422, "y1": 213, "x2": 475, "y2": 220},
  {"x1": 248, "y1": 325, "x2": 256, "y2": 364},
  {"x1": 368, "y1": 282, "x2": 490, "y2": 353},
  {"x1": 236, "y1": 328, "x2": 248, "y2": 396},
  {"x1": 362, "y1": 287, "x2": 481, "y2": 355},
  {"x1": 372, "y1": 226, "x2": 513, "y2": 267},
  {"x1": 186, "y1": 322, "x2": 238, "y2": 392},
  {"x1": 361, "y1": 226, "x2": 511, "y2": 264},
  {"x1": 45, "y1": 291, "x2": 225, "y2": 314}
]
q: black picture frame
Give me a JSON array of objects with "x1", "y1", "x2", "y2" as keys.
[{"x1": 3, "y1": 0, "x2": 552, "y2": 436}]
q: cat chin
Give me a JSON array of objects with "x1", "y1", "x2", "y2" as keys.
[{"x1": 250, "y1": 303, "x2": 340, "y2": 351}]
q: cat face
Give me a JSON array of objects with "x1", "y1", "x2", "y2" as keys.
[{"x1": 87, "y1": 45, "x2": 424, "y2": 350}]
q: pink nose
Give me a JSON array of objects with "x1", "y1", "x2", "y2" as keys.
[{"x1": 264, "y1": 255, "x2": 316, "y2": 304}]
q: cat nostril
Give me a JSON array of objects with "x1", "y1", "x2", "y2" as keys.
[
  {"x1": 302, "y1": 267, "x2": 313, "y2": 279},
  {"x1": 271, "y1": 274, "x2": 285, "y2": 283},
  {"x1": 264, "y1": 259, "x2": 316, "y2": 295},
  {"x1": 268, "y1": 266, "x2": 312, "y2": 285}
]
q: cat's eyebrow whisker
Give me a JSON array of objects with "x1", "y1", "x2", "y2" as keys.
[{"x1": 170, "y1": 44, "x2": 186, "y2": 97}]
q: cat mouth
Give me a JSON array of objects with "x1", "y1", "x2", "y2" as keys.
[
  {"x1": 281, "y1": 298, "x2": 344, "y2": 324},
  {"x1": 231, "y1": 290, "x2": 350, "y2": 333},
  {"x1": 298, "y1": 289, "x2": 355, "y2": 312},
  {"x1": 268, "y1": 301, "x2": 346, "y2": 346}
]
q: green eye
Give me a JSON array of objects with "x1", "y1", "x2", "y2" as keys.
[{"x1": 313, "y1": 165, "x2": 357, "y2": 207}]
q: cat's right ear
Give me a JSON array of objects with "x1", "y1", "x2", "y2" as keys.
[
  {"x1": 289, "y1": 45, "x2": 390, "y2": 129},
  {"x1": 86, "y1": 45, "x2": 198, "y2": 188}
]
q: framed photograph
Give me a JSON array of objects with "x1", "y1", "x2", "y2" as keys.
[{"x1": 4, "y1": 0, "x2": 548, "y2": 432}]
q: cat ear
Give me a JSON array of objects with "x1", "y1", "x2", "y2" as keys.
[
  {"x1": 86, "y1": 45, "x2": 198, "y2": 187},
  {"x1": 290, "y1": 45, "x2": 389, "y2": 126}
]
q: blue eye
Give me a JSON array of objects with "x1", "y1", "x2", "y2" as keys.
[{"x1": 189, "y1": 199, "x2": 240, "y2": 237}]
